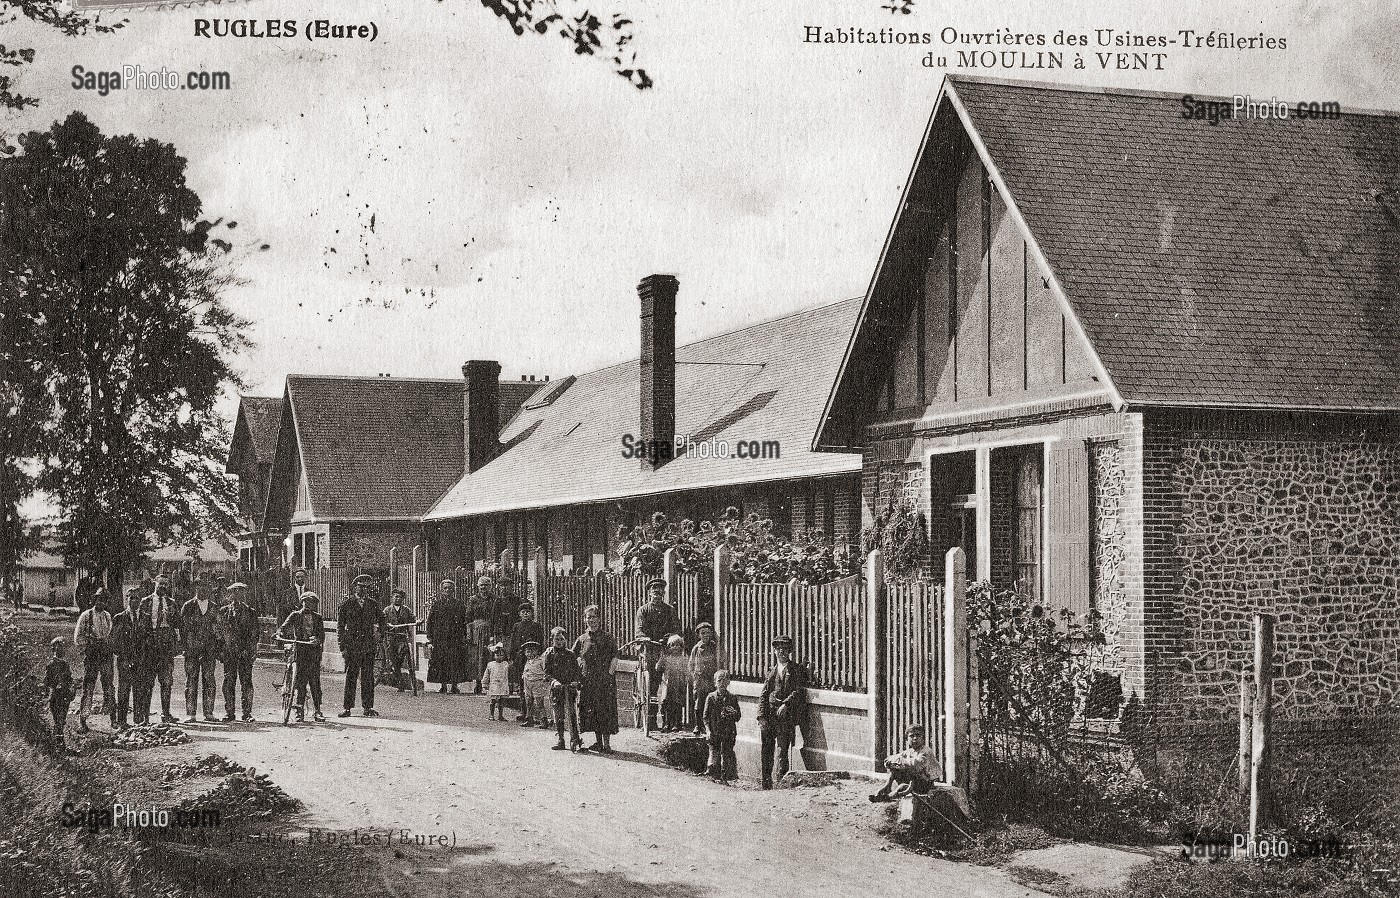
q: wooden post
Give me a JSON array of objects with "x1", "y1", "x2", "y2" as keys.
[
  {"x1": 410, "y1": 545, "x2": 422, "y2": 617},
  {"x1": 1249, "y1": 613, "x2": 1275, "y2": 842},
  {"x1": 531, "y1": 547, "x2": 546, "y2": 600},
  {"x1": 943, "y1": 546, "x2": 968, "y2": 789},
  {"x1": 499, "y1": 548, "x2": 511, "y2": 572},
  {"x1": 866, "y1": 550, "x2": 886, "y2": 769},
  {"x1": 1238, "y1": 673, "x2": 1254, "y2": 797},
  {"x1": 713, "y1": 545, "x2": 730, "y2": 669},
  {"x1": 388, "y1": 548, "x2": 397, "y2": 589},
  {"x1": 663, "y1": 547, "x2": 679, "y2": 607}
]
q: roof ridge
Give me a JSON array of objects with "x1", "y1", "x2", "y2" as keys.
[{"x1": 947, "y1": 74, "x2": 1400, "y2": 119}]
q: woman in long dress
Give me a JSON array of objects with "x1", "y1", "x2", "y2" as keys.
[
  {"x1": 572, "y1": 604, "x2": 619, "y2": 753},
  {"x1": 425, "y1": 579, "x2": 469, "y2": 693}
]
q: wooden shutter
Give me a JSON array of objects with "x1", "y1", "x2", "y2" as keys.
[{"x1": 1045, "y1": 439, "x2": 1090, "y2": 617}]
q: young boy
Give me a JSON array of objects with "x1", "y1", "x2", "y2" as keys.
[
  {"x1": 702, "y1": 670, "x2": 741, "y2": 783},
  {"x1": 870, "y1": 724, "x2": 939, "y2": 801},
  {"x1": 481, "y1": 643, "x2": 511, "y2": 720},
  {"x1": 542, "y1": 626, "x2": 584, "y2": 751},
  {"x1": 688, "y1": 622, "x2": 718, "y2": 736},
  {"x1": 519, "y1": 641, "x2": 551, "y2": 728},
  {"x1": 44, "y1": 637, "x2": 76, "y2": 749}
]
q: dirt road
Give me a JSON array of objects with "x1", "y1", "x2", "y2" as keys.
[{"x1": 125, "y1": 655, "x2": 1045, "y2": 898}]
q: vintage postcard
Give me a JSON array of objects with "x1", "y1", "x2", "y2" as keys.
[{"x1": 1, "y1": 1, "x2": 1397, "y2": 896}]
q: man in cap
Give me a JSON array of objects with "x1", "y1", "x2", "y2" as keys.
[
  {"x1": 277, "y1": 568, "x2": 310, "y2": 636},
  {"x1": 73, "y1": 587, "x2": 115, "y2": 732},
  {"x1": 278, "y1": 590, "x2": 326, "y2": 721},
  {"x1": 109, "y1": 587, "x2": 146, "y2": 728},
  {"x1": 179, "y1": 577, "x2": 221, "y2": 722},
  {"x1": 633, "y1": 577, "x2": 680, "y2": 730},
  {"x1": 757, "y1": 634, "x2": 809, "y2": 789},
  {"x1": 338, "y1": 573, "x2": 385, "y2": 717},
  {"x1": 137, "y1": 575, "x2": 181, "y2": 724},
  {"x1": 215, "y1": 582, "x2": 261, "y2": 722},
  {"x1": 382, "y1": 588, "x2": 420, "y2": 693}
]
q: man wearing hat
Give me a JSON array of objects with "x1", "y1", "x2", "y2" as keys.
[
  {"x1": 278, "y1": 591, "x2": 327, "y2": 721},
  {"x1": 216, "y1": 583, "x2": 261, "y2": 721},
  {"x1": 137, "y1": 575, "x2": 181, "y2": 724},
  {"x1": 338, "y1": 574, "x2": 385, "y2": 717},
  {"x1": 179, "y1": 579, "x2": 221, "y2": 722},
  {"x1": 109, "y1": 587, "x2": 146, "y2": 728},
  {"x1": 633, "y1": 578, "x2": 680, "y2": 730},
  {"x1": 73, "y1": 587, "x2": 115, "y2": 732},
  {"x1": 509, "y1": 600, "x2": 545, "y2": 713},
  {"x1": 757, "y1": 634, "x2": 809, "y2": 789},
  {"x1": 382, "y1": 588, "x2": 419, "y2": 693}
]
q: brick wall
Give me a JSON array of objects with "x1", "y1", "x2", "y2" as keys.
[
  {"x1": 329, "y1": 522, "x2": 422, "y2": 569},
  {"x1": 1142, "y1": 412, "x2": 1400, "y2": 724}
]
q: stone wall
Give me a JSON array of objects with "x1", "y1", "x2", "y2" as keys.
[
  {"x1": 1089, "y1": 439, "x2": 1129, "y2": 675},
  {"x1": 1144, "y1": 414, "x2": 1400, "y2": 722}
]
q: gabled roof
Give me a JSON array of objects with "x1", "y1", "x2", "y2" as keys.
[
  {"x1": 424, "y1": 299, "x2": 864, "y2": 521},
  {"x1": 226, "y1": 396, "x2": 284, "y2": 472},
  {"x1": 818, "y1": 76, "x2": 1400, "y2": 446}
]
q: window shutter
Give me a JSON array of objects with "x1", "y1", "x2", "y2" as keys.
[{"x1": 1046, "y1": 439, "x2": 1090, "y2": 618}]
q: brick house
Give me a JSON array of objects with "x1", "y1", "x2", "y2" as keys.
[
  {"x1": 422, "y1": 276, "x2": 864, "y2": 572},
  {"x1": 240, "y1": 375, "x2": 535, "y2": 571},
  {"x1": 226, "y1": 395, "x2": 284, "y2": 571},
  {"x1": 815, "y1": 76, "x2": 1400, "y2": 735}
]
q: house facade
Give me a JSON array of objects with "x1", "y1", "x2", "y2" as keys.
[
  {"x1": 816, "y1": 76, "x2": 1400, "y2": 740},
  {"x1": 422, "y1": 276, "x2": 864, "y2": 574},
  {"x1": 226, "y1": 395, "x2": 284, "y2": 571}
]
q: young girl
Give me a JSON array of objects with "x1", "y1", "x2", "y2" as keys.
[
  {"x1": 481, "y1": 644, "x2": 511, "y2": 720},
  {"x1": 658, "y1": 634, "x2": 688, "y2": 733}
]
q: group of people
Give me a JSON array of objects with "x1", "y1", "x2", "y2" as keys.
[
  {"x1": 40, "y1": 570, "x2": 815, "y2": 789},
  {"x1": 43, "y1": 574, "x2": 265, "y2": 743}
]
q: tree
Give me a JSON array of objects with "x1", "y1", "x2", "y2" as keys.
[
  {"x1": 1, "y1": 0, "x2": 120, "y2": 112},
  {"x1": 0, "y1": 112, "x2": 248, "y2": 590},
  {"x1": 477, "y1": 0, "x2": 651, "y2": 89}
]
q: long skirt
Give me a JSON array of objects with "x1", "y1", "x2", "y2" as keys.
[
  {"x1": 578, "y1": 674, "x2": 619, "y2": 736},
  {"x1": 427, "y1": 639, "x2": 470, "y2": 684}
]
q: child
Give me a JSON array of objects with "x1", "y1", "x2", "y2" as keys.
[
  {"x1": 658, "y1": 634, "x2": 687, "y2": 733},
  {"x1": 481, "y1": 643, "x2": 511, "y2": 720},
  {"x1": 44, "y1": 637, "x2": 76, "y2": 749},
  {"x1": 519, "y1": 641, "x2": 551, "y2": 728},
  {"x1": 870, "y1": 724, "x2": 939, "y2": 802},
  {"x1": 702, "y1": 670, "x2": 741, "y2": 783},
  {"x1": 688, "y1": 622, "x2": 718, "y2": 736},
  {"x1": 542, "y1": 626, "x2": 584, "y2": 751}
]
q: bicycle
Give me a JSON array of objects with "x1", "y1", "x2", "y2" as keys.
[
  {"x1": 624, "y1": 636, "x2": 671, "y2": 737},
  {"x1": 275, "y1": 636, "x2": 318, "y2": 725},
  {"x1": 384, "y1": 619, "x2": 423, "y2": 696}
]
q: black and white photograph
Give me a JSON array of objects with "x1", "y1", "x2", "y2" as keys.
[{"x1": 1, "y1": 0, "x2": 1398, "y2": 896}]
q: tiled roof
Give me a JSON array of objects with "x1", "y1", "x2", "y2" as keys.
[
  {"x1": 285, "y1": 376, "x2": 529, "y2": 520},
  {"x1": 240, "y1": 396, "x2": 284, "y2": 464},
  {"x1": 948, "y1": 77, "x2": 1400, "y2": 409},
  {"x1": 424, "y1": 299, "x2": 864, "y2": 520}
]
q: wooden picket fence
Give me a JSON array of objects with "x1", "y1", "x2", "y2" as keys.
[
  {"x1": 719, "y1": 576, "x2": 866, "y2": 691},
  {"x1": 884, "y1": 578, "x2": 948, "y2": 772},
  {"x1": 533, "y1": 571, "x2": 702, "y2": 656}
]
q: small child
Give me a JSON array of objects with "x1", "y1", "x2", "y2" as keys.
[
  {"x1": 870, "y1": 725, "x2": 939, "y2": 802},
  {"x1": 702, "y1": 670, "x2": 741, "y2": 783},
  {"x1": 44, "y1": 637, "x2": 76, "y2": 749},
  {"x1": 519, "y1": 641, "x2": 551, "y2": 728},
  {"x1": 482, "y1": 644, "x2": 511, "y2": 720},
  {"x1": 688, "y1": 622, "x2": 718, "y2": 736},
  {"x1": 658, "y1": 634, "x2": 687, "y2": 733}
]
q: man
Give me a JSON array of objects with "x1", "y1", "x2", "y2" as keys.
[
  {"x1": 509, "y1": 601, "x2": 545, "y2": 715},
  {"x1": 137, "y1": 576, "x2": 181, "y2": 724},
  {"x1": 216, "y1": 583, "x2": 260, "y2": 722},
  {"x1": 277, "y1": 591, "x2": 326, "y2": 721},
  {"x1": 633, "y1": 577, "x2": 680, "y2": 730},
  {"x1": 73, "y1": 588, "x2": 115, "y2": 732},
  {"x1": 757, "y1": 634, "x2": 809, "y2": 790},
  {"x1": 426, "y1": 579, "x2": 469, "y2": 693},
  {"x1": 382, "y1": 588, "x2": 419, "y2": 692},
  {"x1": 338, "y1": 574, "x2": 384, "y2": 717},
  {"x1": 179, "y1": 580, "x2": 221, "y2": 722},
  {"x1": 469, "y1": 577, "x2": 498, "y2": 693},
  {"x1": 278, "y1": 569, "x2": 310, "y2": 633},
  {"x1": 109, "y1": 588, "x2": 145, "y2": 728}
]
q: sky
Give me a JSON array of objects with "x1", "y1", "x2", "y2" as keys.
[{"x1": 5, "y1": 0, "x2": 1398, "y2": 409}]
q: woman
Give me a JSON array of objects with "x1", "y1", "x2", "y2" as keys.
[
  {"x1": 425, "y1": 579, "x2": 469, "y2": 693},
  {"x1": 572, "y1": 604, "x2": 619, "y2": 753}
]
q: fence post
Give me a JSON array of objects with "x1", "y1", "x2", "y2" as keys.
[
  {"x1": 1238, "y1": 673, "x2": 1254, "y2": 797},
  {"x1": 713, "y1": 546, "x2": 730, "y2": 667},
  {"x1": 663, "y1": 547, "x2": 679, "y2": 606},
  {"x1": 530, "y1": 547, "x2": 546, "y2": 598},
  {"x1": 499, "y1": 548, "x2": 511, "y2": 571},
  {"x1": 943, "y1": 546, "x2": 969, "y2": 789},
  {"x1": 866, "y1": 550, "x2": 886, "y2": 770},
  {"x1": 388, "y1": 548, "x2": 397, "y2": 589},
  {"x1": 1249, "y1": 613, "x2": 1275, "y2": 842},
  {"x1": 410, "y1": 545, "x2": 422, "y2": 613}
]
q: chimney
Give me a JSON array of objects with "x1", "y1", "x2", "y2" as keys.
[
  {"x1": 638, "y1": 274, "x2": 678, "y2": 470},
  {"x1": 462, "y1": 360, "x2": 501, "y2": 473}
]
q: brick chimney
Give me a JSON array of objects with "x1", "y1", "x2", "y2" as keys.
[
  {"x1": 638, "y1": 274, "x2": 678, "y2": 470},
  {"x1": 462, "y1": 360, "x2": 501, "y2": 473}
]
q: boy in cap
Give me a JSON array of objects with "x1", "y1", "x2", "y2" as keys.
[
  {"x1": 519, "y1": 640, "x2": 550, "y2": 728},
  {"x1": 703, "y1": 670, "x2": 742, "y2": 783},
  {"x1": 278, "y1": 591, "x2": 327, "y2": 721},
  {"x1": 542, "y1": 626, "x2": 584, "y2": 751},
  {"x1": 44, "y1": 637, "x2": 76, "y2": 747},
  {"x1": 382, "y1": 588, "x2": 419, "y2": 693},
  {"x1": 757, "y1": 634, "x2": 809, "y2": 789},
  {"x1": 870, "y1": 724, "x2": 939, "y2": 802},
  {"x1": 509, "y1": 600, "x2": 544, "y2": 714},
  {"x1": 688, "y1": 621, "x2": 719, "y2": 736}
]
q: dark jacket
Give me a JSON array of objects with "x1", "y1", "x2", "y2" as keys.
[
  {"x1": 110, "y1": 609, "x2": 145, "y2": 660},
  {"x1": 337, "y1": 596, "x2": 384, "y2": 655},
  {"x1": 383, "y1": 604, "x2": 416, "y2": 643},
  {"x1": 542, "y1": 645, "x2": 582, "y2": 686},
  {"x1": 689, "y1": 641, "x2": 719, "y2": 688},
  {"x1": 278, "y1": 608, "x2": 326, "y2": 657},
  {"x1": 703, "y1": 689, "x2": 741, "y2": 740},
  {"x1": 511, "y1": 619, "x2": 545, "y2": 657},
  {"x1": 137, "y1": 594, "x2": 181, "y2": 656},
  {"x1": 179, "y1": 598, "x2": 221, "y2": 655},
  {"x1": 216, "y1": 601, "x2": 261, "y2": 658},
  {"x1": 634, "y1": 601, "x2": 680, "y2": 643},
  {"x1": 757, "y1": 660, "x2": 809, "y2": 725}
]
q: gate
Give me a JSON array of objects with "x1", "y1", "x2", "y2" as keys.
[{"x1": 883, "y1": 579, "x2": 948, "y2": 773}]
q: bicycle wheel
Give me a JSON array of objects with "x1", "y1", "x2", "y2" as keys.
[{"x1": 281, "y1": 658, "x2": 296, "y2": 725}]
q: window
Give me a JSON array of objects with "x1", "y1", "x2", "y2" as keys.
[{"x1": 1012, "y1": 449, "x2": 1042, "y2": 602}]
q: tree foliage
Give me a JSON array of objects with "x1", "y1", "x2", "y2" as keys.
[
  {"x1": 860, "y1": 497, "x2": 930, "y2": 580},
  {"x1": 0, "y1": 0, "x2": 121, "y2": 113},
  {"x1": 477, "y1": 0, "x2": 651, "y2": 89},
  {"x1": 0, "y1": 112, "x2": 248, "y2": 588},
  {"x1": 616, "y1": 508, "x2": 856, "y2": 585}
]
